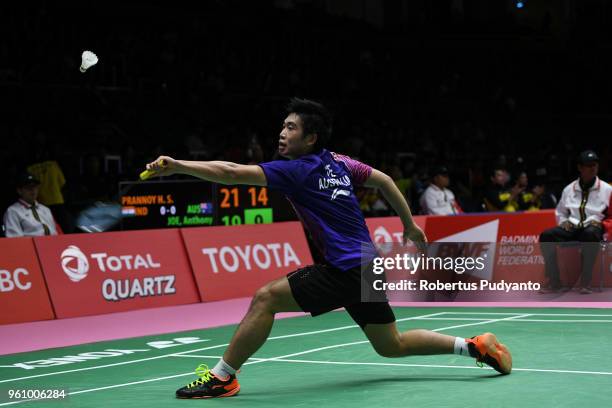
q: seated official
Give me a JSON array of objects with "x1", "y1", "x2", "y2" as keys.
[
  {"x1": 539, "y1": 150, "x2": 611, "y2": 294},
  {"x1": 419, "y1": 165, "x2": 462, "y2": 215},
  {"x1": 3, "y1": 173, "x2": 59, "y2": 237}
]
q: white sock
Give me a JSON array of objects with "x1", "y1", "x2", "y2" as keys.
[
  {"x1": 453, "y1": 337, "x2": 471, "y2": 357},
  {"x1": 211, "y1": 359, "x2": 237, "y2": 379}
]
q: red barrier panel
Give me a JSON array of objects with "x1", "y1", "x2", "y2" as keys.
[
  {"x1": 423, "y1": 210, "x2": 555, "y2": 242},
  {"x1": 34, "y1": 229, "x2": 200, "y2": 318},
  {"x1": 365, "y1": 216, "x2": 427, "y2": 246},
  {"x1": 494, "y1": 211, "x2": 558, "y2": 283},
  {"x1": 0, "y1": 238, "x2": 55, "y2": 324},
  {"x1": 181, "y1": 222, "x2": 313, "y2": 302}
]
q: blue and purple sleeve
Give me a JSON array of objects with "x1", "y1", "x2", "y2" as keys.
[
  {"x1": 258, "y1": 160, "x2": 301, "y2": 194},
  {"x1": 331, "y1": 152, "x2": 372, "y2": 186}
]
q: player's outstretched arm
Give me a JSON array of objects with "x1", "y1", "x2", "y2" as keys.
[
  {"x1": 364, "y1": 168, "x2": 427, "y2": 244},
  {"x1": 145, "y1": 156, "x2": 267, "y2": 186}
]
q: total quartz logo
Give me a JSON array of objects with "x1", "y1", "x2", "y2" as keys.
[
  {"x1": 61, "y1": 245, "x2": 90, "y2": 282},
  {"x1": 58, "y1": 245, "x2": 175, "y2": 302}
]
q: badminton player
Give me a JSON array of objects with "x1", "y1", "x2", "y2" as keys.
[{"x1": 144, "y1": 98, "x2": 512, "y2": 399}]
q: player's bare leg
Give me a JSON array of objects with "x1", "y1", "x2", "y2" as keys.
[
  {"x1": 363, "y1": 322, "x2": 454, "y2": 356},
  {"x1": 223, "y1": 276, "x2": 302, "y2": 368},
  {"x1": 363, "y1": 322, "x2": 512, "y2": 374}
]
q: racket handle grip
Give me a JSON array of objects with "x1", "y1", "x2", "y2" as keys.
[
  {"x1": 139, "y1": 169, "x2": 156, "y2": 180},
  {"x1": 139, "y1": 159, "x2": 167, "y2": 180}
]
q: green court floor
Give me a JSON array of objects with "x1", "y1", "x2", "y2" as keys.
[{"x1": 1, "y1": 307, "x2": 611, "y2": 408}]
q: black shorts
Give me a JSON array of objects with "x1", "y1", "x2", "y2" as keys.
[{"x1": 286, "y1": 263, "x2": 395, "y2": 329}]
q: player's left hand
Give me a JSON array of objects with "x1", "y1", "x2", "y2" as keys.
[{"x1": 403, "y1": 224, "x2": 427, "y2": 249}]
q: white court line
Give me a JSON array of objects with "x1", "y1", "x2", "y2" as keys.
[
  {"x1": 0, "y1": 312, "x2": 445, "y2": 385},
  {"x1": 415, "y1": 317, "x2": 612, "y2": 323},
  {"x1": 0, "y1": 343, "x2": 229, "y2": 385},
  {"x1": 0, "y1": 312, "x2": 525, "y2": 406},
  {"x1": 428, "y1": 314, "x2": 530, "y2": 333},
  {"x1": 505, "y1": 319, "x2": 612, "y2": 323},
  {"x1": 267, "y1": 311, "x2": 447, "y2": 340},
  {"x1": 415, "y1": 317, "x2": 505, "y2": 321},
  {"x1": 272, "y1": 358, "x2": 612, "y2": 376},
  {"x1": 257, "y1": 358, "x2": 612, "y2": 377},
  {"x1": 174, "y1": 355, "x2": 612, "y2": 377},
  {"x1": 441, "y1": 312, "x2": 612, "y2": 317},
  {"x1": 244, "y1": 341, "x2": 370, "y2": 366}
]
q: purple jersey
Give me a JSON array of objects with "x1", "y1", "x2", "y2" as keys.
[{"x1": 259, "y1": 149, "x2": 376, "y2": 270}]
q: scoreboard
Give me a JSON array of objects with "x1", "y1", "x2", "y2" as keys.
[{"x1": 119, "y1": 180, "x2": 296, "y2": 230}]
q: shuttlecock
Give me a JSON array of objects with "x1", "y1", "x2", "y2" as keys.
[{"x1": 80, "y1": 50, "x2": 98, "y2": 73}]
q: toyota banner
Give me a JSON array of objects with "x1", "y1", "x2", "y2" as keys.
[{"x1": 181, "y1": 222, "x2": 314, "y2": 301}]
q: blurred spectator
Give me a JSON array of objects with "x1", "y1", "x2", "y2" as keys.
[
  {"x1": 358, "y1": 187, "x2": 390, "y2": 217},
  {"x1": 247, "y1": 133, "x2": 264, "y2": 165},
  {"x1": 27, "y1": 133, "x2": 72, "y2": 232},
  {"x1": 483, "y1": 167, "x2": 522, "y2": 212},
  {"x1": 419, "y1": 165, "x2": 463, "y2": 215},
  {"x1": 3, "y1": 173, "x2": 59, "y2": 237},
  {"x1": 539, "y1": 150, "x2": 612, "y2": 294},
  {"x1": 512, "y1": 171, "x2": 544, "y2": 211},
  {"x1": 409, "y1": 163, "x2": 430, "y2": 214},
  {"x1": 390, "y1": 164, "x2": 412, "y2": 201},
  {"x1": 76, "y1": 154, "x2": 113, "y2": 205},
  {"x1": 532, "y1": 167, "x2": 559, "y2": 209}
]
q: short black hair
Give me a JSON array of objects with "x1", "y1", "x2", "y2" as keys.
[
  {"x1": 490, "y1": 166, "x2": 508, "y2": 178},
  {"x1": 286, "y1": 97, "x2": 332, "y2": 152}
]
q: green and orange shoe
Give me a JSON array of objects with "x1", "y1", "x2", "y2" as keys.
[
  {"x1": 466, "y1": 333, "x2": 512, "y2": 375},
  {"x1": 176, "y1": 364, "x2": 240, "y2": 399}
]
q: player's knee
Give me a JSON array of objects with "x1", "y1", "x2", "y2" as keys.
[
  {"x1": 252, "y1": 282, "x2": 286, "y2": 313},
  {"x1": 372, "y1": 343, "x2": 402, "y2": 358},
  {"x1": 252, "y1": 285, "x2": 275, "y2": 312},
  {"x1": 370, "y1": 335, "x2": 403, "y2": 358}
]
